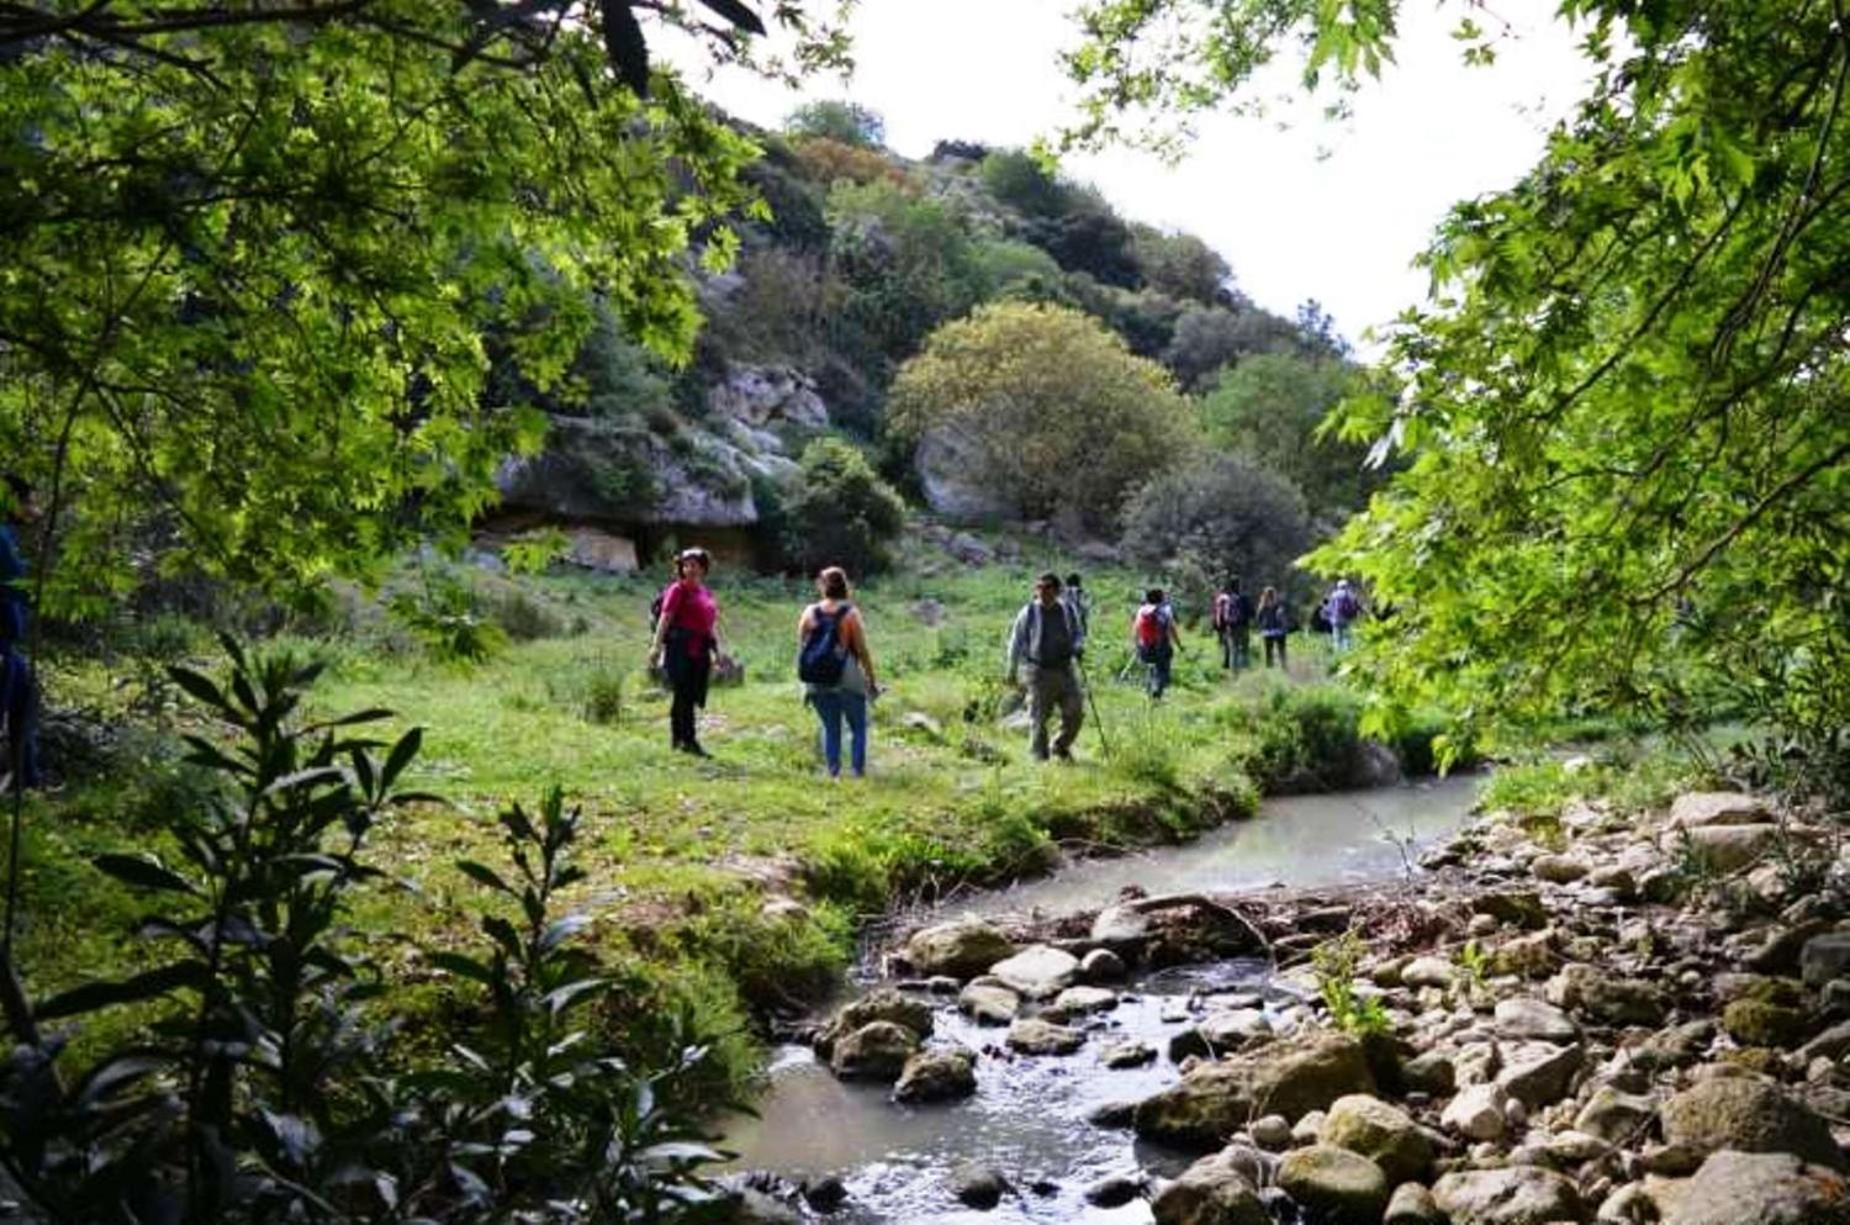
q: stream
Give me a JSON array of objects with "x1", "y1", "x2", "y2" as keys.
[{"x1": 723, "y1": 774, "x2": 1483, "y2": 1223}]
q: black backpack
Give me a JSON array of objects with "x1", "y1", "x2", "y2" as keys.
[{"x1": 798, "y1": 602, "x2": 852, "y2": 685}]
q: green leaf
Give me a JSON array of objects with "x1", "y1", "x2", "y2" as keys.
[
  {"x1": 38, "y1": 962, "x2": 209, "y2": 1019},
  {"x1": 92, "y1": 853, "x2": 198, "y2": 896}
]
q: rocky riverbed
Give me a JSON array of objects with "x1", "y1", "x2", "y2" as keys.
[{"x1": 721, "y1": 788, "x2": 1850, "y2": 1224}]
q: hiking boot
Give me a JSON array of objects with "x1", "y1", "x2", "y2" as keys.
[
  {"x1": 1053, "y1": 746, "x2": 1074, "y2": 762},
  {"x1": 680, "y1": 741, "x2": 713, "y2": 759}
]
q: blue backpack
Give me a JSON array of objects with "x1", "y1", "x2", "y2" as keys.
[{"x1": 798, "y1": 602, "x2": 852, "y2": 685}]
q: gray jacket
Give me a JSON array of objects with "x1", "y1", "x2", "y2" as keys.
[{"x1": 1007, "y1": 600, "x2": 1086, "y2": 674}]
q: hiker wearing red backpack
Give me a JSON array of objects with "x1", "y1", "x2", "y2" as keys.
[
  {"x1": 797, "y1": 566, "x2": 881, "y2": 779},
  {"x1": 1133, "y1": 588, "x2": 1182, "y2": 699},
  {"x1": 648, "y1": 547, "x2": 727, "y2": 757},
  {"x1": 1212, "y1": 577, "x2": 1253, "y2": 672}
]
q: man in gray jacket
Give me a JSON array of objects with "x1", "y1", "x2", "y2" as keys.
[{"x1": 1006, "y1": 573, "x2": 1087, "y2": 761}]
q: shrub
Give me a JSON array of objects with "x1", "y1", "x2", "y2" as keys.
[
  {"x1": 1243, "y1": 684, "x2": 1366, "y2": 792},
  {"x1": 889, "y1": 301, "x2": 1194, "y2": 530},
  {"x1": 792, "y1": 135, "x2": 907, "y2": 188},
  {"x1": 780, "y1": 437, "x2": 907, "y2": 577},
  {"x1": 484, "y1": 586, "x2": 566, "y2": 641},
  {"x1": 1130, "y1": 225, "x2": 1232, "y2": 305},
  {"x1": 388, "y1": 570, "x2": 508, "y2": 663},
  {"x1": 1120, "y1": 453, "x2": 1313, "y2": 595},
  {"x1": 583, "y1": 666, "x2": 627, "y2": 725},
  {"x1": 784, "y1": 99, "x2": 885, "y2": 148}
]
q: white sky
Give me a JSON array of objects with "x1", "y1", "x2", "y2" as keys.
[{"x1": 664, "y1": 1, "x2": 1597, "y2": 352}]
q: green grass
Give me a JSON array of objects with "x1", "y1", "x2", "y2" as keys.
[{"x1": 13, "y1": 548, "x2": 1427, "y2": 1096}]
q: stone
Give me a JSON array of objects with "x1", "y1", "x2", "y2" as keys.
[
  {"x1": 1443, "y1": 1083, "x2": 1508, "y2": 1141},
  {"x1": 1090, "y1": 904, "x2": 1150, "y2": 950},
  {"x1": 1432, "y1": 1166, "x2": 1585, "y2": 1225},
  {"x1": 1474, "y1": 890, "x2": 1549, "y2": 929},
  {"x1": 950, "y1": 1162, "x2": 1010, "y2": 1210},
  {"x1": 1800, "y1": 1019, "x2": 1850, "y2": 1064},
  {"x1": 1745, "y1": 919, "x2": 1832, "y2": 975},
  {"x1": 1802, "y1": 932, "x2": 1850, "y2": 988},
  {"x1": 1084, "y1": 1175, "x2": 1143, "y2": 1208},
  {"x1": 1403, "y1": 1050, "x2": 1457, "y2": 1095},
  {"x1": 1080, "y1": 947, "x2": 1127, "y2": 982},
  {"x1": 1491, "y1": 930, "x2": 1561, "y2": 978},
  {"x1": 1496, "y1": 997, "x2": 1583, "y2": 1044},
  {"x1": 1277, "y1": 1145, "x2": 1391, "y2": 1225},
  {"x1": 1401, "y1": 956, "x2": 1457, "y2": 989},
  {"x1": 988, "y1": 945, "x2": 1080, "y2": 1000},
  {"x1": 1249, "y1": 1114, "x2": 1292, "y2": 1150},
  {"x1": 1575, "y1": 1085, "x2": 1659, "y2": 1144},
  {"x1": 1385, "y1": 1181, "x2": 1444, "y2": 1224},
  {"x1": 1496, "y1": 1042, "x2": 1585, "y2": 1110},
  {"x1": 562, "y1": 527, "x2": 639, "y2": 573},
  {"x1": 1547, "y1": 1129, "x2": 1612, "y2": 1162},
  {"x1": 1322, "y1": 1094, "x2": 1434, "y2": 1184},
  {"x1": 1596, "y1": 1183, "x2": 1654, "y2": 1223},
  {"x1": 799, "y1": 1175, "x2": 847, "y2": 1213},
  {"x1": 816, "y1": 986, "x2": 932, "y2": 1055},
  {"x1": 1551, "y1": 963, "x2": 1668, "y2": 1026},
  {"x1": 1588, "y1": 865, "x2": 1638, "y2": 897},
  {"x1": 1134, "y1": 1031, "x2": 1377, "y2": 1150},
  {"x1": 957, "y1": 981, "x2": 1020, "y2": 1026},
  {"x1": 1043, "y1": 985, "x2": 1119, "y2": 1022},
  {"x1": 893, "y1": 1046, "x2": 977, "y2": 1104},
  {"x1": 906, "y1": 919, "x2": 1016, "y2": 980},
  {"x1": 1104, "y1": 1040, "x2": 1157, "y2": 1069},
  {"x1": 1005, "y1": 1017, "x2": 1085, "y2": 1056},
  {"x1": 1630, "y1": 1019, "x2": 1714, "y2": 1072},
  {"x1": 1169, "y1": 1010, "x2": 1272, "y2": 1061},
  {"x1": 1685, "y1": 824, "x2": 1780, "y2": 873},
  {"x1": 1087, "y1": 1100, "x2": 1136, "y2": 1128},
  {"x1": 829, "y1": 1021, "x2": 919, "y2": 1082},
  {"x1": 1669, "y1": 791, "x2": 1773, "y2": 829},
  {"x1": 729, "y1": 1188, "x2": 802, "y2": 1224},
  {"x1": 1660, "y1": 1076, "x2": 1843, "y2": 1168},
  {"x1": 1533, "y1": 852, "x2": 1593, "y2": 883},
  {"x1": 901, "y1": 711, "x2": 944, "y2": 737},
  {"x1": 1722, "y1": 997, "x2": 1811, "y2": 1048},
  {"x1": 708, "y1": 363, "x2": 830, "y2": 429},
  {"x1": 1662, "y1": 1150, "x2": 1850, "y2": 1225},
  {"x1": 1150, "y1": 1148, "x2": 1271, "y2": 1225}
]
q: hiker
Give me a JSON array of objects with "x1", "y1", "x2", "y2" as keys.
[
  {"x1": 648, "y1": 547, "x2": 726, "y2": 757},
  {"x1": 1133, "y1": 587, "x2": 1181, "y2": 699},
  {"x1": 1212, "y1": 577, "x2": 1253, "y2": 671},
  {"x1": 1, "y1": 475, "x2": 42, "y2": 791},
  {"x1": 1257, "y1": 585, "x2": 1289, "y2": 670},
  {"x1": 797, "y1": 566, "x2": 880, "y2": 779},
  {"x1": 1005, "y1": 572, "x2": 1087, "y2": 761},
  {"x1": 1062, "y1": 572, "x2": 1092, "y2": 638},
  {"x1": 1324, "y1": 578, "x2": 1362, "y2": 654}
]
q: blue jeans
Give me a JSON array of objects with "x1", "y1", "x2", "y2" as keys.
[
  {"x1": 1, "y1": 647, "x2": 40, "y2": 790},
  {"x1": 810, "y1": 690, "x2": 867, "y2": 777},
  {"x1": 1331, "y1": 622, "x2": 1355, "y2": 653}
]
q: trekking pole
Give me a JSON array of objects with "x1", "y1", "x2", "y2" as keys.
[{"x1": 1076, "y1": 654, "x2": 1113, "y2": 759}]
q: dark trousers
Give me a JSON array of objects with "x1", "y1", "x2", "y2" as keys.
[
  {"x1": 1264, "y1": 634, "x2": 1288, "y2": 669},
  {"x1": 1142, "y1": 645, "x2": 1174, "y2": 698},
  {"x1": 1220, "y1": 627, "x2": 1251, "y2": 670},
  {"x1": 666, "y1": 653, "x2": 711, "y2": 749},
  {"x1": 1, "y1": 648, "x2": 40, "y2": 790}
]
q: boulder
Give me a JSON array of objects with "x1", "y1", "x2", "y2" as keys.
[
  {"x1": 1134, "y1": 1031, "x2": 1376, "y2": 1150},
  {"x1": 816, "y1": 987, "x2": 932, "y2": 1056},
  {"x1": 1491, "y1": 929, "x2": 1561, "y2": 978},
  {"x1": 1005, "y1": 1017, "x2": 1085, "y2": 1056},
  {"x1": 1684, "y1": 824, "x2": 1780, "y2": 873},
  {"x1": 1249, "y1": 1115, "x2": 1292, "y2": 1150},
  {"x1": 1091, "y1": 904, "x2": 1151, "y2": 950},
  {"x1": 893, "y1": 1046, "x2": 977, "y2": 1104},
  {"x1": 957, "y1": 980, "x2": 1020, "y2": 1026},
  {"x1": 1533, "y1": 852, "x2": 1593, "y2": 884},
  {"x1": 1662, "y1": 1150, "x2": 1850, "y2": 1225},
  {"x1": 1443, "y1": 1083, "x2": 1508, "y2": 1141},
  {"x1": 1401, "y1": 956, "x2": 1456, "y2": 989},
  {"x1": 1277, "y1": 1145, "x2": 1391, "y2": 1225},
  {"x1": 829, "y1": 1021, "x2": 919, "y2": 1082},
  {"x1": 1103, "y1": 1040, "x2": 1157, "y2": 1069},
  {"x1": 988, "y1": 945, "x2": 1080, "y2": 1000},
  {"x1": 1169, "y1": 1010, "x2": 1272, "y2": 1061},
  {"x1": 1669, "y1": 791, "x2": 1773, "y2": 828},
  {"x1": 1496, "y1": 997, "x2": 1583, "y2": 1044},
  {"x1": 1575, "y1": 1085, "x2": 1659, "y2": 1144},
  {"x1": 1080, "y1": 947, "x2": 1127, "y2": 982},
  {"x1": 1799, "y1": 1018, "x2": 1850, "y2": 1064},
  {"x1": 906, "y1": 920, "x2": 1016, "y2": 980},
  {"x1": 1802, "y1": 932, "x2": 1850, "y2": 988},
  {"x1": 1722, "y1": 997, "x2": 1811, "y2": 1049},
  {"x1": 1550, "y1": 963, "x2": 1668, "y2": 1025},
  {"x1": 1385, "y1": 1181, "x2": 1444, "y2": 1224},
  {"x1": 1431, "y1": 1166, "x2": 1585, "y2": 1224},
  {"x1": 1659, "y1": 1077, "x2": 1842, "y2": 1168},
  {"x1": 708, "y1": 364, "x2": 829, "y2": 430},
  {"x1": 1321, "y1": 1093, "x2": 1434, "y2": 1184},
  {"x1": 562, "y1": 527, "x2": 640, "y2": 573},
  {"x1": 1084, "y1": 1174, "x2": 1143, "y2": 1208},
  {"x1": 1473, "y1": 890, "x2": 1548, "y2": 929},
  {"x1": 1150, "y1": 1149, "x2": 1271, "y2": 1225},
  {"x1": 950, "y1": 1162, "x2": 1010, "y2": 1210},
  {"x1": 1403, "y1": 1050, "x2": 1457, "y2": 1095},
  {"x1": 1044, "y1": 985, "x2": 1119, "y2": 1022},
  {"x1": 1496, "y1": 1042, "x2": 1584, "y2": 1110}
]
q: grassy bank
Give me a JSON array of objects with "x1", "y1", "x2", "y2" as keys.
[{"x1": 16, "y1": 547, "x2": 1447, "y2": 1102}]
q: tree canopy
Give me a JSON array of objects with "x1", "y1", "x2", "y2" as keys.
[{"x1": 1066, "y1": 0, "x2": 1850, "y2": 780}]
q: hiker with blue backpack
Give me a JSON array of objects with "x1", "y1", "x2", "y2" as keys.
[
  {"x1": 1323, "y1": 578, "x2": 1362, "y2": 654},
  {"x1": 1133, "y1": 587, "x2": 1182, "y2": 699},
  {"x1": 798, "y1": 566, "x2": 881, "y2": 778}
]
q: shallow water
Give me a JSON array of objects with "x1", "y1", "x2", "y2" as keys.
[{"x1": 725, "y1": 775, "x2": 1483, "y2": 1222}]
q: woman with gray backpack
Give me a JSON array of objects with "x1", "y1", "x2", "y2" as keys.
[{"x1": 797, "y1": 566, "x2": 881, "y2": 778}]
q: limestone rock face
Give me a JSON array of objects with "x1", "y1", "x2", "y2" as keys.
[
  {"x1": 1150, "y1": 1149, "x2": 1271, "y2": 1225},
  {"x1": 1134, "y1": 1031, "x2": 1377, "y2": 1151},
  {"x1": 1276, "y1": 1144, "x2": 1391, "y2": 1225},
  {"x1": 1659, "y1": 1077, "x2": 1843, "y2": 1168},
  {"x1": 907, "y1": 919, "x2": 1016, "y2": 980},
  {"x1": 1661, "y1": 1150, "x2": 1850, "y2": 1225},
  {"x1": 707, "y1": 364, "x2": 829, "y2": 430},
  {"x1": 1321, "y1": 1094, "x2": 1434, "y2": 1185},
  {"x1": 916, "y1": 429, "x2": 1012, "y2": 522},
  {"x1": 1431, "y1": 1166, "x2": 1584, "y2": 1225}
]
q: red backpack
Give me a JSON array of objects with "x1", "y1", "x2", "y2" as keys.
[{"x1": 1135, "y1": 604, "x2": 1168, "y2": 649}]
